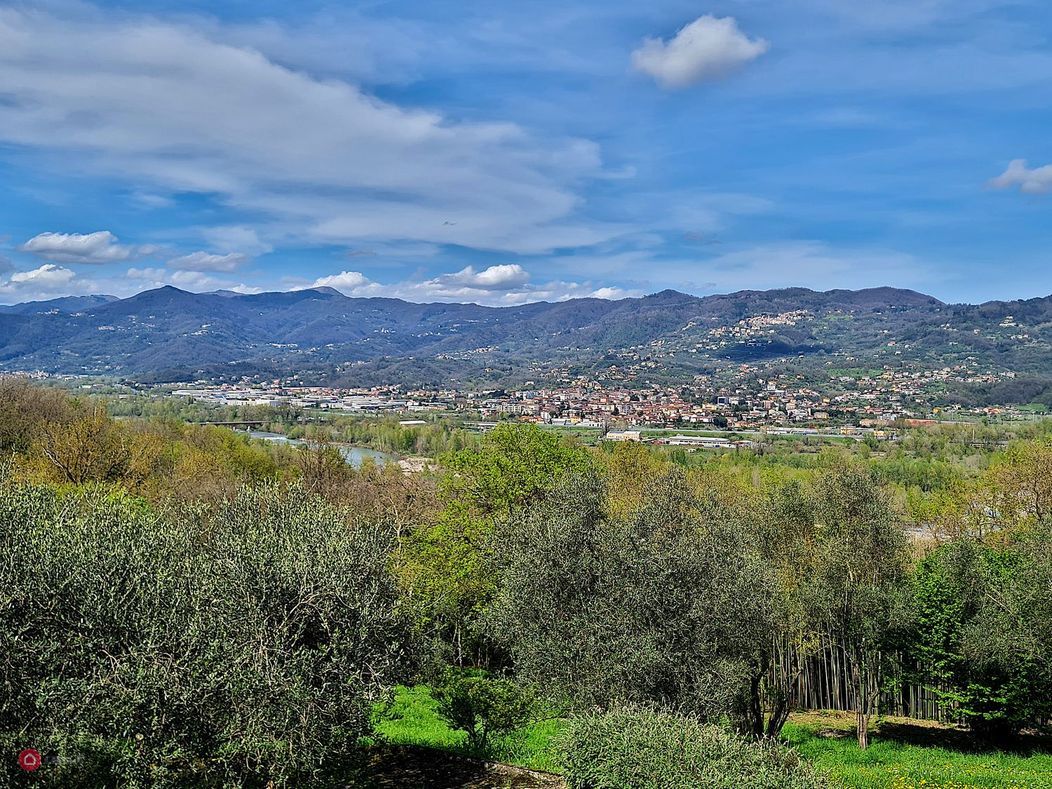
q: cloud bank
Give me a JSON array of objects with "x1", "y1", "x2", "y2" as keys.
[
  {"x1": 308, "y1": 264, "x2": 634, "y2": 305},
  {"x1": 0, "y1": 7, "x2": 616, "y2": 255}
]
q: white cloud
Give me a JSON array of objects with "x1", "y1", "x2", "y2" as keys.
[
  {"x1": 0, "y1": 7, "x2": 617, "y2": 255},
  {"x1": 441, "y1": 264, "x2": 531, "y2": 291},
  {"x1": 0, "y1": 263, "x2": 94, "y2": 302},
  {"x1": 129, "y1": 267, "x2": 214, "y2": 288},
  {"x1": 167, "y1": 251, "x2": 249, "y2": 272},
  {"x1": 127, "y1": 267, "x2": 167, "y2": 281},
  {"x1": 20, "y1": 230, "x2": 144, "y2": 264},
  {"x1": 131, "y1": 192, "x2": 175, "y2": 209},
  {"x1": 168, "y1": 271, "x2": 213, "y2": 287},
  {"x1": 126, "y1": 266, "x2": 260, "y2": 294},
  {"x1": 308, "y1": 264, "x2": 634, "y2": 306},
  {"x1": 9, "y1": 263, "x2": 77, "y2": 287},
  {"x1": 989, "y1": 159, "x2": 1052, "y2": 195},
  {"x1": 396, "y1": 264, "x2": 534, "y2": 301},
  {"x1": 311, "y1": 271, "x2": 373, "y2": 292},
  {"x1": 201, "y1": 226, "x2": 273, "y2": 256},
  {"x1": 631, "y1": 15, "x2": 768, "y2": 89},
  {"x1": 0, "y1": 259, "x2": 268, "y2": 304}
]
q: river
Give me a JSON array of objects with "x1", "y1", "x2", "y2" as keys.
[{"x1": 247, "y1": 431, "x2": 394, "y2": 469}]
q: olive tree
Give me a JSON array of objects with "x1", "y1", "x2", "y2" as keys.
[
  {"x1": 490, "y1": 469, "x2": 774, "y2": 722},
  {"x1": 0, "y1": 482, "x2": 413, "y2": 787},
  {"x1": 739, "y1": 480, "x2": 819, "y2": 739}
]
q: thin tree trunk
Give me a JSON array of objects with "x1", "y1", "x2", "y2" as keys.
[{"x1": 857, "y1": 707, "x2": 869, "y2": 749}]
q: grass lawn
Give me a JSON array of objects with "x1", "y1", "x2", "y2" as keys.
[
  {"x1": 371, "y1": 689, "x2": 1052, "y2": 788},
  {"x1": 371, "y1": 684, "x2": 566, "y2": 774},
  {"x1": 784, "y1": 711, "x2": 1052, "y2": 788}
]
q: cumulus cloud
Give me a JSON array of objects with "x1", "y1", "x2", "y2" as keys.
[
  {"x1": 0, "y1": 259, "x2": 269, "y2": 304},
  {"x1": 631, "y1": 15, "x2": 768, "y2": 89},
  {"x1": 989, "y1": 159, "x2": 1052, "y2": 195},
  {"x1": 307, "y1": 264, "x2": 634, "y2": 306},
  {"x1": 409, "y1": 265, "x2": 533, "y2": 301},
  {"x1": 439, "y1": 264, "x2": 531, "y2": 291},
  {"x1": 0, "y1": 7, "x2": 618, "y2": 254},
  {"x1": 0, "y1": 263, "x2": 93, "y2": 302},
  {"x1": 311, "y1": 271, "x2": 374, "y2": 292},
  {"x1": 9, "y1": 263, "x2": 77, "y2": 287},
  {"x1": 20, "y1": 231, "x2": 145, "y2": 264},
  {"x1": 129, "y1": 267, "x2": 215, "y2": 288},
  {"x1": 167, "y1": 251, "x2": 249, "y2": 272}
]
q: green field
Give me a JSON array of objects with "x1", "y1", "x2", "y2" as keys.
[
  {"x1": 372, "y1": 684, "x2": 566, "y2": 774},
  {"x1": 372, "y1": 687, "x2": 1052, "y2": 788},
  {"x1": 784, "y1": 714, "x2": 1052, "y2": 788}
]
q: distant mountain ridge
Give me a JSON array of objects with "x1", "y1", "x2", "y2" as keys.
[
  {"x1": 0, "y1": 285, "x2": 1050, "y2": 392},
  {"x1": 0, "y1": 294, "x2": 119, "y2": 315}
]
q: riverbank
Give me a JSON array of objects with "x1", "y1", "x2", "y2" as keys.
[{"x1": 248, "y1": 430, "x2": 395, "y2": 468}]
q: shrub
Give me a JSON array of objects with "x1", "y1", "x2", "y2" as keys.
[
  {"x1": 433, "y1": 669, "x2": 536, "y2": 750},
  {"x1": 559, "y1": 706, "x2": 829, "y2": 789},
  {"x1": 0, "y1": 482, "x2": 413, "y2": 787}
]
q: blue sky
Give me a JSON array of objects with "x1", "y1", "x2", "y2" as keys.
[{"x1": 0, "y1": 0, "x2": 1050, "y2": 305}]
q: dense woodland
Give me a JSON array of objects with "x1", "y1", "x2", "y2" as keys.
[{"x1": 2, "y1": 378, "x2": 1051, "y2": 787}]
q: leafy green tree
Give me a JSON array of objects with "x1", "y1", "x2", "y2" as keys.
[
  {"x1": 988, "y1": 439, "x2": 1052, "y2": 530},
  {"x1": 296, "y1": 430, "x2": 352, "y2": 499},
  {"x1": 598, "y1": 440, "x2": 671, "y2": 520},
  {"x1": 0, "y1": 378, "x2": 73, "y2": 453},
  {"x1": 909, "y1": 540, "x2": 1052, "y2": 738},
  {"x1": 31, "y1": 401, "x2": 131, "y2": 485},
  {"x1": 400, "y1": 424, "x2": 593, "y2": 664},
  {"x1": 439, "y1": 423, "x2": 593, "y2": 516}
]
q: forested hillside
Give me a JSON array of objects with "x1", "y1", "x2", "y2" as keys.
[{"x1": 3, "y1": 286, "x2": 1052, "y2": 396}]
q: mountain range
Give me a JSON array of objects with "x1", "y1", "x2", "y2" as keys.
[{"x1": 1, "y1": 286, "x2": 1051, "y2": 402}]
